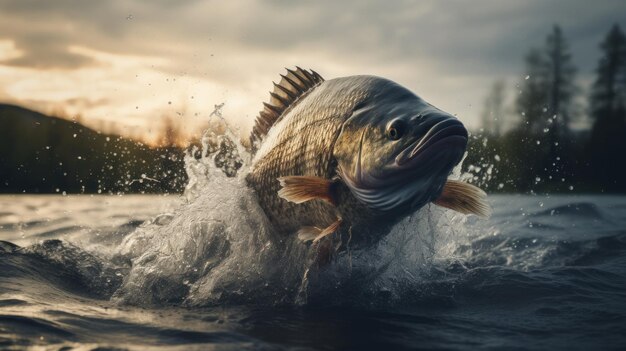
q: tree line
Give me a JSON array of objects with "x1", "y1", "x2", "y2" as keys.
[{"x1": 465, "y1": 24, "x2": 626, "y2": 193}]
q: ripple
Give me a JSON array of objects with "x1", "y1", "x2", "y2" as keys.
[
  {"x1": 0, "y1": 315, "x2": 75, "y2": 339},
  {"x1": 531, "y1": 202, "x2": 604, "y2": 219}
]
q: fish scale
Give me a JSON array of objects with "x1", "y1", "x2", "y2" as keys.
[
  {"x1": 247, "y1": 68, "x2": 488, "y2": 249},
  {"x1": 247, "y1": 85, "x2": 366, "y2": 234}
]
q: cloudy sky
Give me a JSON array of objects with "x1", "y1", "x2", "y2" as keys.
[{"x1": 0, "y1": 0, "x2": 624, "y2": 141}]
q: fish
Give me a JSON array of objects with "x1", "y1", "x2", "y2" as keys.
[{"x1": 246, "y1": 67, "x2": 490, "y2": 251}]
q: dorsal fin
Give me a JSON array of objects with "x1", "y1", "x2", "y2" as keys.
[{"x1": 250, "y1": 67, "x2": 324, "y2": 152}]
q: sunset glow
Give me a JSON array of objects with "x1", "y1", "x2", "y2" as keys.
[{"x1": 1, "y1": 0, "x2": 624, "y2": 142}]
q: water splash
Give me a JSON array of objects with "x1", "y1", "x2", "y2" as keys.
[{"x1": 107, "y1": 115, "x2": 485, "y2": 307}]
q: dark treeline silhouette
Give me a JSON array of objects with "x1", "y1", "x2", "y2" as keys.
[
  {"x1": 465, "y1": 24, "x2": 626, "y2": 193},
  {"x1": 0, "y1": 104, "x2": 187, "y2": 194}
]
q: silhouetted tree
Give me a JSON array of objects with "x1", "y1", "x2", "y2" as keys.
[
  {"x1": 480, "y1": 80, "x2": 506, "y2": 137},
  {"x1": 159, "y1": 116, "x2": 184, "y2": 147},
  {"x1": 544, "y1": 25, "x2": 577, "y2": 171},
  {"x1": 587, "y1": 24, "x2": 626, "y2": 191},
  {"x1": 465, "y1": 25, "x2": 625, "y2": 193},
  {"x1": 512, "y1": 26, "x2": 577, "y2": 191},
  {"x1": 516, "y1": 49, "x2": 549, "y2": 134},
  {"x1": 511, "y1": 49, "x2": 550, "y2": 190}
]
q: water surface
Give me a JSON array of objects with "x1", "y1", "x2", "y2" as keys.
[{"x1": 1, "y1": 194, "x2": 625, "y2": 350}]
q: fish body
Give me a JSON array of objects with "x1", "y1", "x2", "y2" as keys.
[{"x1": 246, "y1": 68, "x2": 488, "y2": 249}]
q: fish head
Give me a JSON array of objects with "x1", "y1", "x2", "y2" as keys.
[{"x1": 334, "y1": 82, "x2": 468, "y2": 213}]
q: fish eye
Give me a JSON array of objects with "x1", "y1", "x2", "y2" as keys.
[{"x1": 386, "y1": 120, "x2": 405, "y2": 140}]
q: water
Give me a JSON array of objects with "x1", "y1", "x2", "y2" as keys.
[
  {"x1": 1, "y1": 192, "x2": 625, "y2": 350},
  {"x1": 1, "y1": 130, "x2": 626, "y2": 351}
]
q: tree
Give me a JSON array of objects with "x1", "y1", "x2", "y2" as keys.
[
  {"x1": 159, "y1": 116, "x2": 183, "y2": 147},
  {"x1": 480, "y1": 80, "x2": 506, "y2": 137},
  {"x1": 544, "y1": 25, "x2": 577, "y2": 165},
  {"x1": 512, "y1": 49, "x2": 550, "y2": 191},
  {"x1": 587, "y1": 24, "x2": 626, "y2": 191},
  {"x1": 516, "y1": 49, "x2": 549, "y2": 134},
  {"x1": 513, "y1": 25, "x2": 577, "y2": 191}
]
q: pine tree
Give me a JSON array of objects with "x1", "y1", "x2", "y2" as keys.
[
  {"x1": 544, "y1": 26, "x2": 577, "y2": 165},
  {"x1": 588, "y1": 24, "x2": 626, "y2": 191},
  {"x1": 513, "y1": 26, "x2": 577, "y2": 191},
  {"x1": 481, "y1": 80, "x2": 506, "y2": 137},
  {"x1": 512, "y1": 49, "x2": 550, "y2": 191},
  {"x1": 516, "y1": 49, "x2": 549, "y2": 134}
]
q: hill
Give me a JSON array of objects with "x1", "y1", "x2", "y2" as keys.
[{"x1": 0, "y1": 104, "x2": 187, "y2": 194}]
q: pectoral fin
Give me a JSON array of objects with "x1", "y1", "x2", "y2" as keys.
[
  {"x1": 434, "y1": 179, "x2": 491, "y2": 217},
  {"x1": 297, "y1": 217, "x2": 343, "y2": 243},
  {"x1": 278, "y1": 176, "x2": 337, "y2": 205}
]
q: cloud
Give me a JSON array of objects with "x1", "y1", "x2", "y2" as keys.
[
  {"x1": 63, "y1": 97, "x2": 110, "y2": 109},
  {"x1": 0, "y1": 0, "x2": 624, "y2": 132},
  {"x1": 1, "y1": 33, "x2": 95, "y2": 69},
  {"x1": 2, "y1": 0, "x2": 624, "y2": 73}
]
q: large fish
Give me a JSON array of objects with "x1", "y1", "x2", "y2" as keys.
[{"x1": 246, "y1": 67, "x2": 489, "y2": 250}]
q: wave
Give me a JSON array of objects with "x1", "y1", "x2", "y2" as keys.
[
  {"x1": 3, "y1": 208, "x2": 625, "y2": 310},
  {"x1": 530, "y1": 202, "x2": 604, "y2": 219}
]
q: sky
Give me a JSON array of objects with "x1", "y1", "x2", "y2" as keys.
[{"x1": 0, "y1": 0, "x2": 625, "y2": 142}]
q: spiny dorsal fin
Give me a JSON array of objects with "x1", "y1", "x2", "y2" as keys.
[{"x1": 250, "y1": 67, "x2": 324, "y2": 151}]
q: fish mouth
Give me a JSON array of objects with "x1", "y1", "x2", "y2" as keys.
[{"x1": 395, "y1": 118, "x2": 468, "y2": 167}]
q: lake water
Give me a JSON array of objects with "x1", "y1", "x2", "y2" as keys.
[{"x1": 1, "y1": 194, "x2": 625, "y2": 350}]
